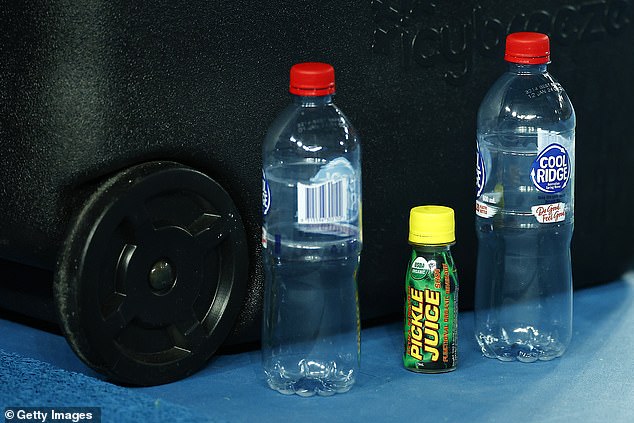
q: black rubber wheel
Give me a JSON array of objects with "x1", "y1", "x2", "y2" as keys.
[{"x1": 54, "y1": 161, "x2": 249, "y2": 386}]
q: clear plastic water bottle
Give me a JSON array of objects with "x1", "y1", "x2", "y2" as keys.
[
  {"x1": 261, "y1": 62, "x2": 362, "y2": 396},
  {"x1": 474, "y1": 33, "x2": 575, "y2": 362}
]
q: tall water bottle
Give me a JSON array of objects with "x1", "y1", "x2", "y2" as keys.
[
  {"x1": 474, "y1": 33, "x2": 575, "y2": 362},
  {"x1": 261, "y1": 62, "x2": 362, "y2": 396}
]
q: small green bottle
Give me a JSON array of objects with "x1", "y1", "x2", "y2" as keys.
[{"x1": 403, "y1": 205, "x2": 459, "y2": 373}]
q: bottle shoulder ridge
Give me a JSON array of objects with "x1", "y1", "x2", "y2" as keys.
[
  {"x1": 478, "y1": 72, "x2": 575, "y2": 130},
  {"x1": 265, "y1": 103, "x2": 359, "y2": 148}
]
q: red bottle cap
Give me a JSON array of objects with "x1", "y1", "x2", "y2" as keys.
[
  {"x1": 504, "y1": 32, "x2": 550, "y2": 65},
  {"x1": 289, "y1": 62, "x2": 336, "y2": 96}
]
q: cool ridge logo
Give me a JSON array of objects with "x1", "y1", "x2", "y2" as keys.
[
  {"x1": 372, "y1": 0, "x2": 632, "y2": 85},
  {"x1": 531, "y1": 144, "x2": 571, "y2": 193}
]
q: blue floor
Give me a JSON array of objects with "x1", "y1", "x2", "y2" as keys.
[{"x1": 2, "y1": 273, "x2": 633, "y2": 422}]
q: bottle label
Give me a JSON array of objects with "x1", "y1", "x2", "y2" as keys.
[
  {"x1": 296, "y1": 157, "x2": 359, "y2": 226},
  {"x1": 297, "y1": 178, "x2": 349, "y2": 224},
  {"x1": 261, "y1": 227, "x2": 268, "y2": 249},
  {"x1": 476, "y1": 143, "x2": 486, "y2": 197},
  {"x1": 530, "y1": 142, "x2": 571, "y2": 194},
  {"x1": 476, "y1": 131, "x2": 573, "y2": 224},
  {"x1": 404, "y1": 249, "x2": 458, "y2": 373},
  {"x1": 262, "y1": 169, "x2": 271, "y2": 217},
  {"x1": 475, "y1": 200, "x2": 498, "y2": 218},
  {"x1": 531, "y1": 202, "x2": 566, "y2": 223}
]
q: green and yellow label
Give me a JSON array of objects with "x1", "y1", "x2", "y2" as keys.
[{"x1": 404, "y1": 248, "x2": 458, "y2": 372}]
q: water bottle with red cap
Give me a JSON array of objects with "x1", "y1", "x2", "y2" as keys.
[
  {"x1": 261, "y1": 63, "x2": 362, "y2": 395},
  {"x1": 474, "y1": 33, "x2": 575, "y2": 362}
]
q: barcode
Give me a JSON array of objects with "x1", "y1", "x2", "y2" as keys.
[{"x1": 297, "y1": 178, "x2": 348, "y2": 224}]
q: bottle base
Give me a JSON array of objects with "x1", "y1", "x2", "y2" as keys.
[
  {"x1": 264, "y1": 359, "x2": 356, "y2": 397},
  {"x1": 266, "y1": 376, "x2": 355, "y2": 397},
  {"x1": 477, "y1": 339, "x2": 566, "y2": 363}
]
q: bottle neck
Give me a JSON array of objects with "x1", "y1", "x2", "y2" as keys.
[
  {"x1": 410, "y1": 243, "x2": 453, "y2": 253},
  {"x1": 507, "y1": 62, "x2": 548, "y2": 75},
  {"x1": 292, "y1": 94, "x2": 334, "y2": 107}
]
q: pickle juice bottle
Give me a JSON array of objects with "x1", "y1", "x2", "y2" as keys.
[{"x1": 403, "y1": 206, "x2": 458, "y2": 373}]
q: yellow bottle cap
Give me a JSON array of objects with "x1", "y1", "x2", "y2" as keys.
[{"x1": 408, "y1": 205, "x2": 456, "y2": 245}]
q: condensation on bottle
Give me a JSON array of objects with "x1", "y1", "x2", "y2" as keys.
[
  {"x1": 261, "y1": 62, "x2": 362, "y2": 396},
  {"x1": 474, "y1": 33, "x2": 575, "y2": 362}
]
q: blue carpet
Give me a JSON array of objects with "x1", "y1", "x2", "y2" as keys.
[
  {"x1": 0, "y1": 350, "x2": 206, "y2": 422},
  {"x1": 2, "y1": 273, "x2": 634, "y2": 422}
]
